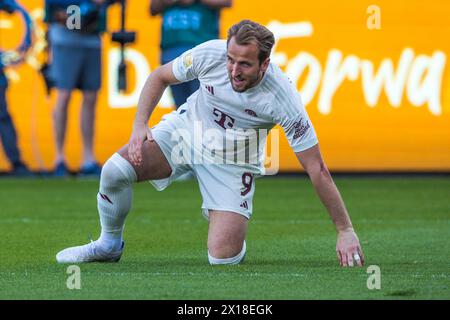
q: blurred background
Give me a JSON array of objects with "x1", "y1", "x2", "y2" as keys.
[{"x1": 0, "y1": 0, "x2": 449, "y2": 174}]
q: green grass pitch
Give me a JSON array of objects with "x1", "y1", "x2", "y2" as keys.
[{"x1": 0, "y1": 176, "x2": 449, "y2": 299}]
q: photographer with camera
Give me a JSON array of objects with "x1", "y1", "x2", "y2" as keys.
[
  {"x1": 0, "y1": 0, "x2": 33, "y2": 176},
  {"x1": 45, "y1": 0, "x2": 116, "y2": 177}
]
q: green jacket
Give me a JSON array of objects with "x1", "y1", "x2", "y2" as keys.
[{"x1": 160, "y1": 2, "x2": 220, "y2": 49}]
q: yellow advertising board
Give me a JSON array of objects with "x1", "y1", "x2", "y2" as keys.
[{"x1": 1, "y1": 0, "x2": 449, "y2": 172}]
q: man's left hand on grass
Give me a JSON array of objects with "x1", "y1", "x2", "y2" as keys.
[{"x1": 336, "y1": 228, "x2": 365, "y2": 267}]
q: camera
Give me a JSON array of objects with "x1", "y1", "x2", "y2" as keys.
[{"x1": 111, "y1": 0, "x2": 136, "y2": 91}]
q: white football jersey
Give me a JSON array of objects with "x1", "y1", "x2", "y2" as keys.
[{"x1": 171, "y1": 39, "x2": 318, "y2": 173}]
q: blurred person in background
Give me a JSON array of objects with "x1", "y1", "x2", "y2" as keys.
[
  {"x1": 45, "y1": 0, "x2": 116, "y2": 177},
  {"x1": 150, "y1": 0, "x2": 232, "y2": 109},
  {"x1": 0, "y1": 0, "x2": 33, "y2": 176}
]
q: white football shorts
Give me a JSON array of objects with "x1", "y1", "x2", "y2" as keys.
[{"x1": 149, "y1": 107, "x2": 258, "y2": 220}]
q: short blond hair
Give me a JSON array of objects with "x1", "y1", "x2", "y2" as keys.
[{"x1": 227, "y1": 20, "x2": 275, "y2": 64}]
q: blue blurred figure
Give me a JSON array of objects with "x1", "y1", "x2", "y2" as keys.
[{"x1": 0, "y1": 0, "x2": 33, "y2": 176}]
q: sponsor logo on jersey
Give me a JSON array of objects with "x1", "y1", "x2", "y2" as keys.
[
  {"x1": 293, "y1": 119, "x2": 311, "y2": 139},
  {"x1": 244, "y1": 109, "x2": 257, "y2": 117},
  {"x1": 212, "y1": 107, "x2": 235, "y2": 129},
  {"x1": 205, "y1": 85, "x2": 215, "y2": 95}
]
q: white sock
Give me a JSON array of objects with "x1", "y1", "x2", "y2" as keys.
[
  {"x1": 208, "y1": 241, "x2": 246, "y2": 265},
  {"x1": 97, "y1": 153, "x2": 137, "y2": 251}
]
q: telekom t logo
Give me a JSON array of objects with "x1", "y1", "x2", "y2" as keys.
[{"x1": 213, "y1": 108, "x2": 235, "y2": 129}]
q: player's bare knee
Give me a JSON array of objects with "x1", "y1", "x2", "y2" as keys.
[
  {"x1": 208, "y1": 240, "x2": 240, "y2": 259},
  {"x1": 208, "y1": 240, "x2": 246, "y2": 265}
]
